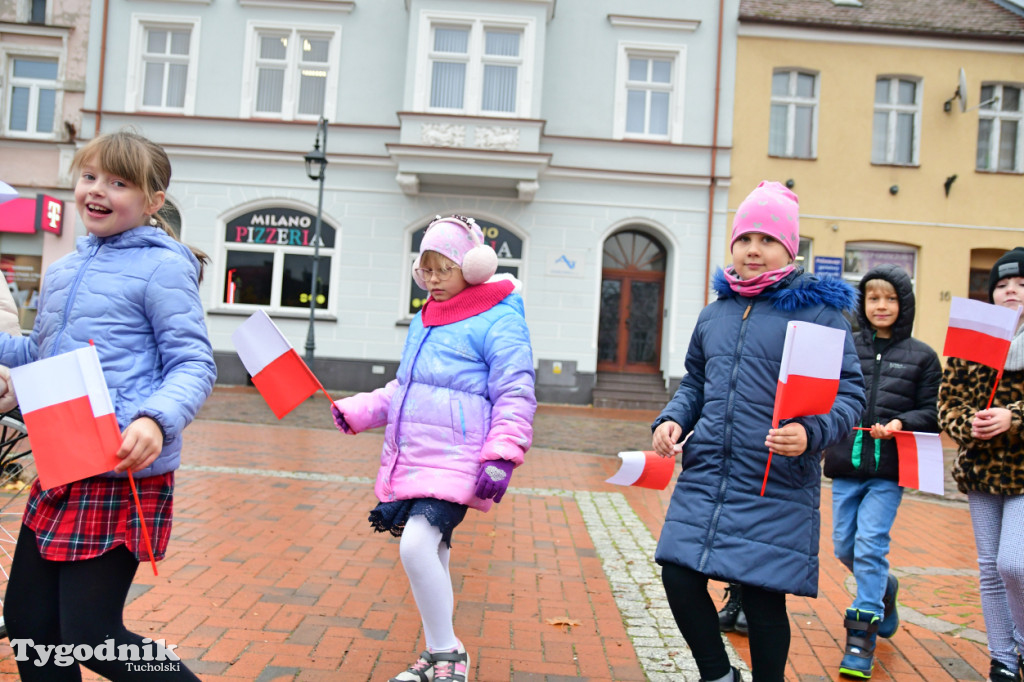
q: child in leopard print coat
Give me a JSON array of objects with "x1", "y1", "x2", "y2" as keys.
[{"x1": 937, "y1": 247, "x2": 1024, "y2": 682}]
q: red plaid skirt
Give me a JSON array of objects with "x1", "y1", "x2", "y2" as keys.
[{"x1": 23, "y1": 473, "x2": 174, "y2": 562}]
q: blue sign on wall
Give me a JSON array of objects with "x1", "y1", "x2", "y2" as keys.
[{"x1": 814, "y1": 256, "x2": 843, "y2": 278}]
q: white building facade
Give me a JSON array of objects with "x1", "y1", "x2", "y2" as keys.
[{"x1": 78, "y1": 0, "x2": 738, "y2": 404}]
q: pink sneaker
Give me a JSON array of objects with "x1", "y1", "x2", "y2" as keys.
[
  {"x1": 430, "y1": 643, "x2": 469, "y2": 682},
  {"x1": 389, "y1": 651, "x2": 434, "y2": 682}
]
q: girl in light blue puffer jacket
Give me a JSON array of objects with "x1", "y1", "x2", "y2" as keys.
[
  {"x1": 0, "y1": 130, "x2": 215, "y2": 680},
  {"x1": 331, "y1": 215, "x2": 536, "y2": 682}
]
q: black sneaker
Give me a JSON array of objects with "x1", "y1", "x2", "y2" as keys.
[{"x1": 989, "y1": 658, "x2": 1022, "y2": 682}]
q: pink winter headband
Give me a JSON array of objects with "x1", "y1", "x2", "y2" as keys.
[
  {"x1": 730, "y1": 180, "x2": 800, "y2": 260},
  {"x1": 413, "y1": 215, "x2": 498, "y2": 288}
]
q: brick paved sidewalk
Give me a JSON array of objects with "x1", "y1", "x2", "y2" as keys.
[{"x1": 0, "y1": 387, "x2": 988, "y2": 681}]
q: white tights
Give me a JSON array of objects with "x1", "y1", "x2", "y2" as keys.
[{"x1": 399, "y1": 514, "x2": 458, "y2": 652}]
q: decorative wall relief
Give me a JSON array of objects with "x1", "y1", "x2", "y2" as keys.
[
  {"x1": 420, "y1": 123, "x2": 466, "y2": 147},
  {"x1": 475, "y1": 126, "x2": 520, "y2": 151}
]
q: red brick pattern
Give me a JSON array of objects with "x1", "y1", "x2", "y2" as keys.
[{"x1": 0, "y1": 391, "x2": 993, "y2": 680}]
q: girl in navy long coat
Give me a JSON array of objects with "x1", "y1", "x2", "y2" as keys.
[{"x1": 651, "y1": 181, "x2": 865, "y2": 682}]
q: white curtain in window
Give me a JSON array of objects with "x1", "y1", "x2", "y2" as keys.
[
  {"x1": 36, "y1": 89, "x2": 55, "y2": 133},
  {"x1": 170, "y1": 31, "x2": 190, "y2": 55},
  {"x1": 895, "y1": 113, "x2": 914, "y2": 164},
  {"x1": 626, "y1": 90, "x2": 646, "y2": 133},
  {"x1": 431, "y1": 62, "x2": 465, "y2": 108},
  {"x1": 8, "y1": 89, "x2": 29, "y2": 131},
  {"x1": 166, "y1": 64, "x2": 187, "y2": 108},
  {"x1": 649, "y1": 91, "x2": 669, "y2": 135},
  {"x1": 999, "y1": 120, "x2": 1018, "y2": 171},
  {"x1": 485, "y1": 30, "x2": 519, "y2": 57},
  {"x1": 143, "y1": 62, "x2": 164, "y2": 106},
  {"x1": 769, "y1": 104, "x2": 787, "y2": 155},
  {"x1": 482, "y1": 64, "x2": 516, "y2": 112},
  {"x1": 977, "y1": 118, "x2": 993, "y2": 169},
  {"x1": 256, "y1": 68, "x2": 284, "y2": 113},
  {"x1": 871, "y1": 112, "x2": 887, "y2": 163},
  {"x1": 298, "y1": 70, "x2": 326, "y2": 115},
  {"x1": 434, "y1": 27, "x2": 468, "y2": 53},
  {"x1": 794, "y1": 105, "x2": 813, "y2": 158}
]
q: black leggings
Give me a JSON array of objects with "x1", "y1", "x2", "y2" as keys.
[
  {"x1": 4, "y1": 526, "x2": 199, "y2": 681},
  {"x1": 662, "y1": 562, "x2": 791, "y2": 682}
]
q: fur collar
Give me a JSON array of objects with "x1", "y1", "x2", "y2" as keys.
[{"x1": 711, "y1": 267, "x2": 857, "y2": 313}]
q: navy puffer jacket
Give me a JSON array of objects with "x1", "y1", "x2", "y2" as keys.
[
  {"x1": 823, "y1": 264, "x2": 942, "y2": 481},
  {"x1": 654, "y1": 269, "x2": 865, "y2": 597},
  {"x1": 0, "y1": 226, "x2": 216, "y2": 479}
]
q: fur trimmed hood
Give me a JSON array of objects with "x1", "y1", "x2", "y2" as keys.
[{"x1": 712, "y1": 267, "x2": 858, "y2": 313}]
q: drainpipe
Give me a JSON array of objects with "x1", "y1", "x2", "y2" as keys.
[
  {"x1": 94, "y1": 0, "x2": 110, "y2": 136},
  {"x1": 703, "y1": 0, "x2": 727, "y2": 305}
]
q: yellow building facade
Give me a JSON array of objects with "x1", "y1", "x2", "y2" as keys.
[{"x1": 732, "y1": 15, "x2": 1024, "y2": 353}]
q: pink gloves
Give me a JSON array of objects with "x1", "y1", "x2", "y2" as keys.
[
  {"x1": 331, "y1": 403, "x2": 352, "y2": 434},
  {"x1": 475, "y1": 459, "x2": 515, "y2": 502}
]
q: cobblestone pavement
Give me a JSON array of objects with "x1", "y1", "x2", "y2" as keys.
[{"x1": 0, "y1": 387, "x2": 985, "y2": 681}]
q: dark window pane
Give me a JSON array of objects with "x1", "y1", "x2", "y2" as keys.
[
  {"x1": 627, "y1": 281, "x2": 660, "y2": 364},
  {"x1": 281, "y1": 254, "x2": 330, "y2": 309},
  {"x1": 224, "y1": 251, "x2": 273, "y2": 305},
  {"x1": 597, "y1": 280, "x2": 622, "y2": 363}
]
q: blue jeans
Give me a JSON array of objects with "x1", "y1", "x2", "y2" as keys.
[{"x1": 832, "y1": 477, "x2": 904, "y2": 617}]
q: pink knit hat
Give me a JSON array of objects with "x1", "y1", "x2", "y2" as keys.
[
  {"x1": 730, "y1": 181, "x2": 800, "y2": 260},
  {"x1": 413, "y1": 215, "x2": 498, "y2": 288}
]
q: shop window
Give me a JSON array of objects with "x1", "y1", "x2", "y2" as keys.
[
  {"x1": 221, "y1": 207, "x2": 335, "y2": 313},
  {"x1": 407, "y1": 217, "x2": 522, "y2": 317},
  {"x1": 843, "y1": 242, "x2": 916, "y2": 285}
]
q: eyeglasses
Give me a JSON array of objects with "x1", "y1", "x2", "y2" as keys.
[{"x1": 415, "y1": 266, "x2": 461, "y2": 282}]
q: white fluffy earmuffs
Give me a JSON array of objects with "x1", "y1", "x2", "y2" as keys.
[{"x1": 412, "y1": 214, "x2": 499, "y2": 289}]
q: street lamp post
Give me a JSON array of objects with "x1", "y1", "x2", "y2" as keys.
[{"x1": 303, "y1": 117, "x2": 328, "y2": 364}]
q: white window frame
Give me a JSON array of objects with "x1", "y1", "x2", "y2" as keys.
[
  {"x1": 412, "y1": 10, "x2": 535, "y2": 118},
  {"x1": 215, "y1": 208, "x2": 338, "y2": 317},
  {"x1": 240, "y1": 20, "x2": 342, "y2": 122},
  {"x1": 872, "y1": 76, "x2": 922, "y2": 166},
  {"x1": 125, "y1": 14, "x2": 201, "y2": 114},
  {"x1": 977, "y1": 82, "x2": 1024, "y2": 174},
  {"x1": 613, "y1": 41, "x2": 686, "y2": 144},
  {"x1": 769, "y1": 68, "x2": 819, "y2": 158},
  {"x1": 2, "y1": 48, "x2": 63, "y2": 140}
]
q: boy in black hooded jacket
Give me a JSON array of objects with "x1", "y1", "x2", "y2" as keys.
[{"x1": 823, "y1": 263, "x2": 942, "y2": 679}]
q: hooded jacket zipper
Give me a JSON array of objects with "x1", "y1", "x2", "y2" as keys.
[
  {"x1": 51, "y1": 241, "x2": 101, "y2": 355},
  {"x1": 699, "y1": 300, "x2": 753, "y2": 571}
]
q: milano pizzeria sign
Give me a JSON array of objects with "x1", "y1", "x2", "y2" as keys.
[{"x1": 225, "y1": 207, "x2": 336, "y2": 249}]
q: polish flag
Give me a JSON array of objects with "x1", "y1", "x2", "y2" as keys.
[
  {"x1": 605, "y1": 451, "x2": 675, "y2": 490},
  {"x1": 9, "y1": 346, "x2": 123, "y2": 490},
  {"x1": 893, "y1": 431, "x2": 945, "y2": 496},
  {"x1": 232, "y1": 310, "x2": 323, "y2": 419},
  {"x1": 773, "y1": 321, "x2": 846, "y2": 424},
  {"x1": 943, "y1": 297, "x2": 1022, "y2": 369}
]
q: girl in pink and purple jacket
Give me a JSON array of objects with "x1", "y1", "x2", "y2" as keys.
[{"x1": 331, "y1": 215, "x2": 536, "y2": 682}]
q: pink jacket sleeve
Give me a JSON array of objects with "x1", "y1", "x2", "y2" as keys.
[{"x1": 333, "y1": 379, "x2": 399, "y2": 433}]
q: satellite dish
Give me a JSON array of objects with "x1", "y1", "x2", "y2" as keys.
[
  {"x1": 957, "y1": 67, "x2": 968, "y2": 113},
  {"x1": 944, "y1": 68, "x2": 968, "y2": 113}
]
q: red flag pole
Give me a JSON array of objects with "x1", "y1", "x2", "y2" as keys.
[
  {"x1": 760, "y1": 414, "x2": 780, "y2": 497},
  {"x1": 89, "y1": 340, "x2": 158, "y2": 576},
  {"x1": 127, "y1": 471, "x2": 159, "y2": 576}
]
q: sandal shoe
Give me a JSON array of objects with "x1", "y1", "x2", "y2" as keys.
[
  {"x1": 431, "y1": 644, "x2": 470, "y2": 682},
  {"x1": 389, "y1": 651, "x2": 434, "y2": 682}
]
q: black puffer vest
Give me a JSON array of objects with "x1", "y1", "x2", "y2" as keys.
[{"x1": 823, "y1": 264, "x2": 942, "y2": 482}]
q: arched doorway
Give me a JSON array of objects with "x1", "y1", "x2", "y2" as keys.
[{"x1": 597, "y1": 230, "x2": 666, "y2": 374}]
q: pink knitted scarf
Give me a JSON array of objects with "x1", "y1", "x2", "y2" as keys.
[
  {"x1": 723, "y1": 264, "x2": 796, "y2": 297},
  {"x1": 421, "y1": 279, "x2": 515, "y2": 326}
]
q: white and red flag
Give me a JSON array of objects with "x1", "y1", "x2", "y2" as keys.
[
  {"x1": 943, "y1": 297, "x2": 1022, "y2": 369},
  {"x1": 605, "y1": 451, "x2": 675, "y2": 490},
  {"x1": 773, "y1": 321, "x2": 846, "y2": 425},
  {"x1": 232, "y1": 310, "x2": 326, "y2": 419},
  {"x1": 9, "y1": 345, "x2": 122, "y2": 490},
  {"x1": 763, "y1": 321, "x2": 846, "y2": 495},
  {"x1": 892, "y1": 431, "x2": 945, "y2": 496}
]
